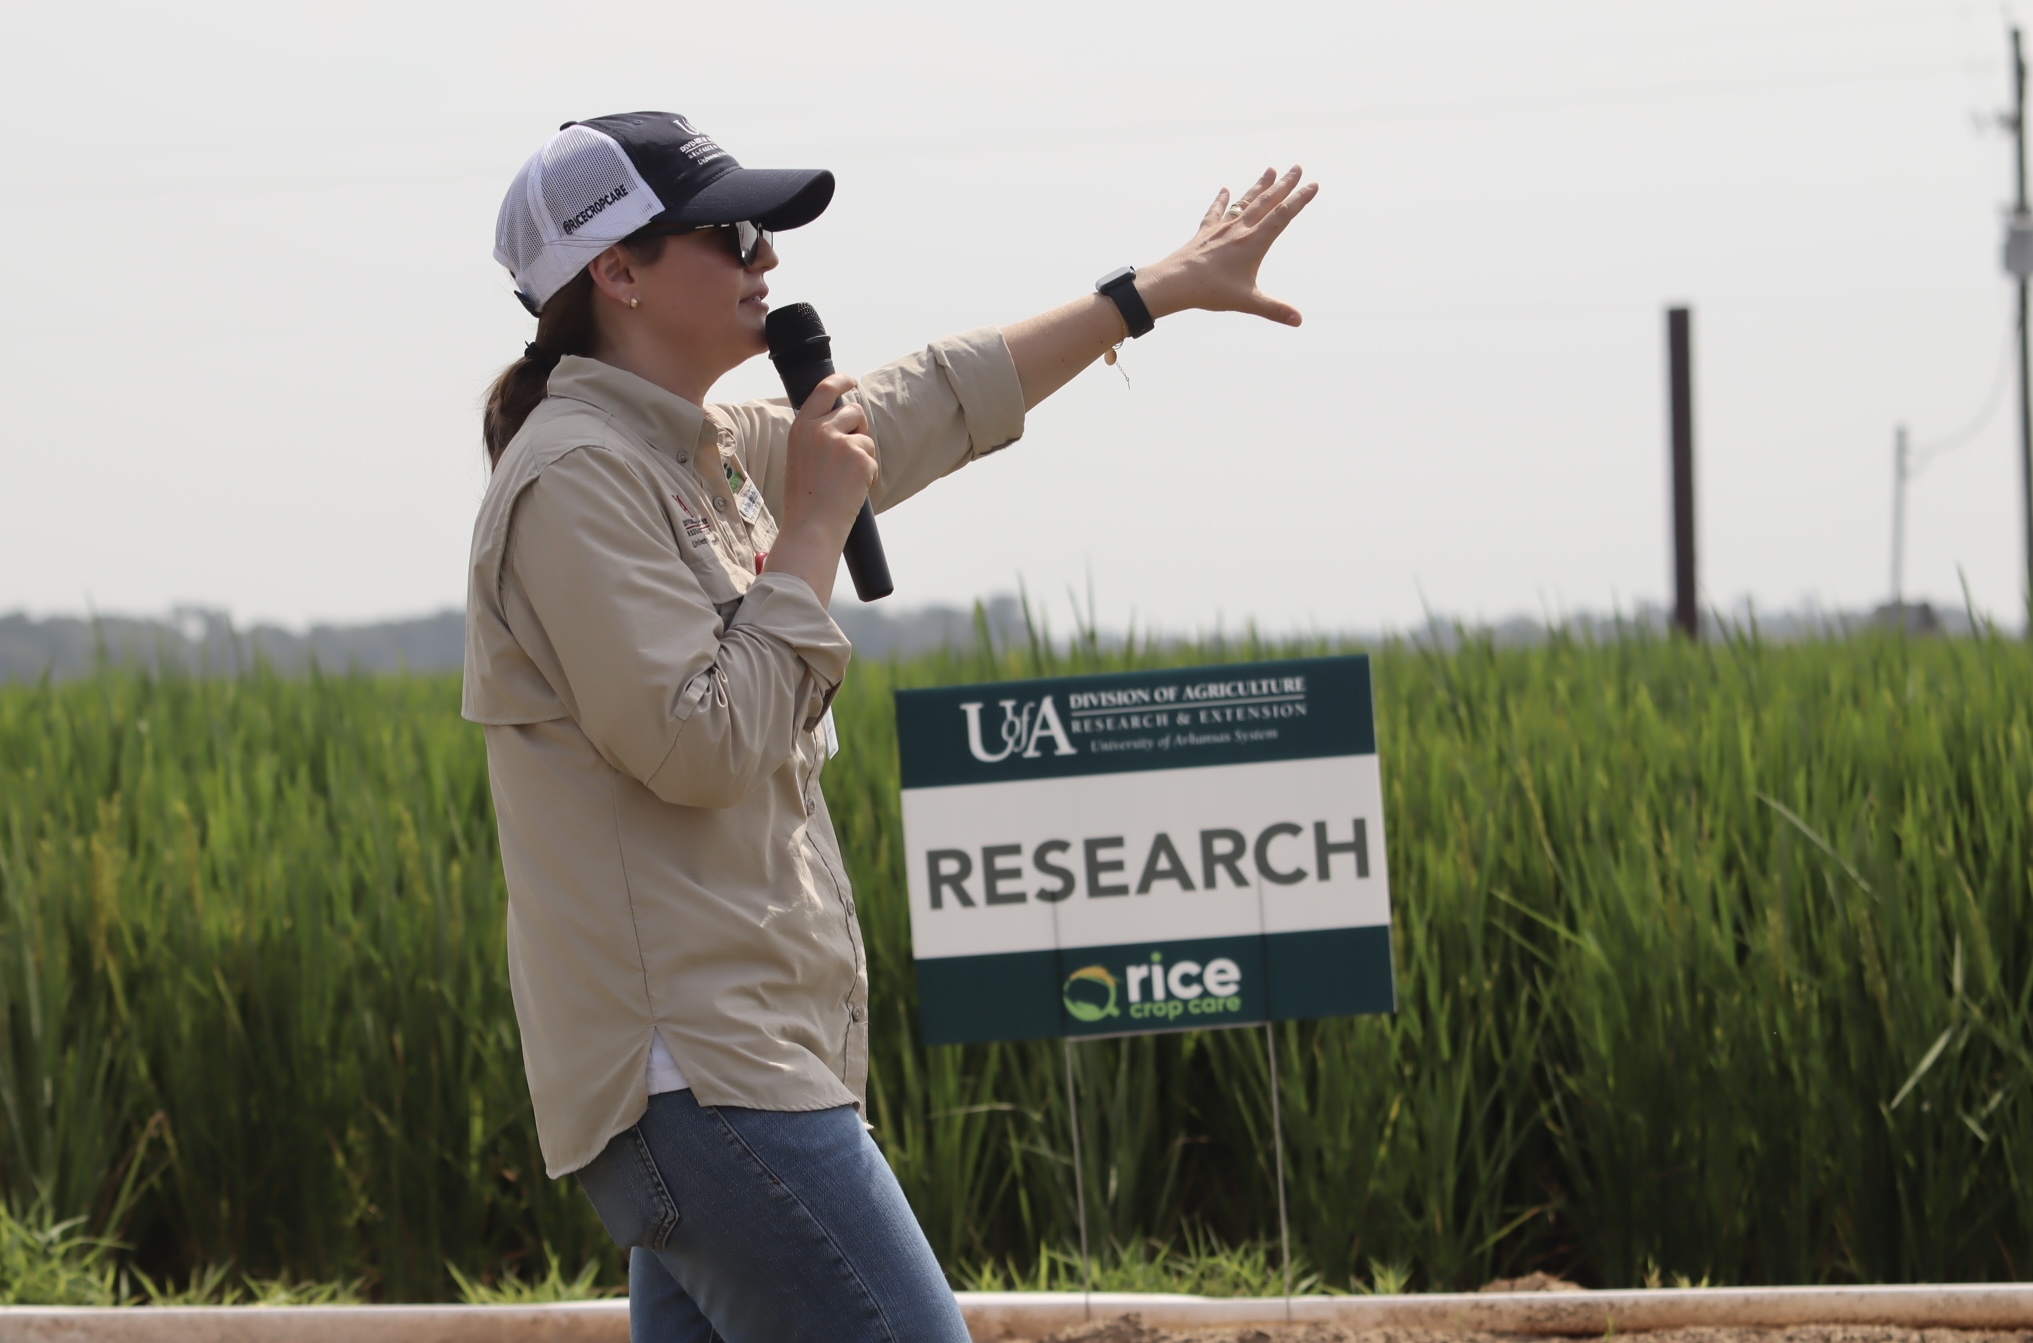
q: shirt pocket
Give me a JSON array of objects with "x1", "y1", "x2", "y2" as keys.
[{"x1": 662, "y1": 488, "x2": 752, "y2": 609}]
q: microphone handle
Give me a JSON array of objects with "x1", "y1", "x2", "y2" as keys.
[
  {"x1": 843, "y1": 500, "x2": 893, "y2": 602},
  {"x1": 782, "y1": 360, "x2": 894, "y2": 602}
]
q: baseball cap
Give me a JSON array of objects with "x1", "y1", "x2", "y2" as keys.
[{"x1": 494, "y1": 112, "x2": 835, "y2": 315}]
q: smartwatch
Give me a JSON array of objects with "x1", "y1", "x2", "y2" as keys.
[{"x1": 1095, "y1": 266, "x2": 1155, "y2": 339}]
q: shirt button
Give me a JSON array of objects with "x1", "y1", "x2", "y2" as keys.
[
  {"x1": 713, "y1": 497, "x2": 728, "y2": 512},
  {"x1": 676, "y1": 453, "x2": 689, "y2": 465},
  {"x1": 849, "y1": 1005, "x2": 866, "y2": 1024}
]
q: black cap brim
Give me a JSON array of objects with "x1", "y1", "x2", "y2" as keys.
[{"x1": 670, "y1": 167, "x2": 835, "y2": 231}]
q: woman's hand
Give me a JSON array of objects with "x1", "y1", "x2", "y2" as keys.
[
  {"x1": 1000, "y1": 166, "x2": 1319, "y2": 409},
  {"x1": 761, "y1": 371, "x2": 878, "y2": 607},
  {"x1": 1137, "y1": 166, "x2": 1319, "y2": 326}
]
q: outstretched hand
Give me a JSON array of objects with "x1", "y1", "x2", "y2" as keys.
[
  {"x1": 1140, "y1": 166, "x2": 1319, "y2": 326},
  {"x1": 998, "y1": 165, "x2": 1320, "y2": 410}
]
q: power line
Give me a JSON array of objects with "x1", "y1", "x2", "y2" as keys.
[{"x1": 1910, "y1": 309, "x2": 2018, "y2": 472}]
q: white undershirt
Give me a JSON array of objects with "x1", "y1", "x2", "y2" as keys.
[{"x1": 647, "y1": 1028, "x2": 690, "y2": 1094}]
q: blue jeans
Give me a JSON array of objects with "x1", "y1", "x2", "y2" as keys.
[{"x1": 576, "y1": 1089, "x2": 972, "y2": 1343}]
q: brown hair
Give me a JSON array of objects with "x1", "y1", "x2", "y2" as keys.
[{"x1": 481, "y1": 232, "x2": 669, "y2": 468}]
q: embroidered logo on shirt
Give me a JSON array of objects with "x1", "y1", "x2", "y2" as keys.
[{"x1": 672, "y1": 494, "x2": 714, "y2": 550}]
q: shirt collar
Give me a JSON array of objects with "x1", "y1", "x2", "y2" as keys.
[{"x1": 545, "y1": 355, "x2": 709, "y2": 462}]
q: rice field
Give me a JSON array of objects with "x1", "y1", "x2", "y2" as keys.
[{"x1": 0, "y1": 619, "x2": 2028, "y2": 1300}]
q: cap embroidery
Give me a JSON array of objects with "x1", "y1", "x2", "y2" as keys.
[
  {"x1": 561, "y1": 182, "x2": 630, "y2": 235},
  {"x1": 678, "y1": 136, "x2": 726, "y2": 165}
]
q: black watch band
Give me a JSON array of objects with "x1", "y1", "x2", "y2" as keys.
[{"x1": 1095, "y1": 266, "x2": 1155, "y2": 339}]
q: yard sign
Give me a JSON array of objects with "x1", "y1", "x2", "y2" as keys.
[{"x1": 896, "y1": 655, "x2": 1395, "y2": 1046}]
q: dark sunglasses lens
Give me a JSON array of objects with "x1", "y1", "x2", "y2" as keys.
[{"x1": 734, "y1": 221, "x2": 767, "y2": 265}]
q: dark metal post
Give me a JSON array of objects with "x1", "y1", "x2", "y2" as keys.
[
  {"x1": 2015, "y1": 29, "x2": 2032, "y2": 632},
  {"x1": 1667, "y1": 307, "x2": 1698, "y2": 638},
  {"x1": 1062, "y1": 1039, "x2": 1092, "y2": 1320},
  {"x1": 1263, "y1": 1023, "x2": 1293, "y2": 1321}
]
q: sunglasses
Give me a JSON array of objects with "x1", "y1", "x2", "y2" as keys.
[{"x1": 644, "y1": 220, "x2": 772, "y2": 267}]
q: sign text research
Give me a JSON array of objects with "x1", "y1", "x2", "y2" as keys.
[{"x1": 895, "y1": 655, "x2": 1396, "y2": 1047}]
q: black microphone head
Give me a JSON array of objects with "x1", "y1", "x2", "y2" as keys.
[{"x1": 765, "y1": 303, "x2": 829, "y2": 360}]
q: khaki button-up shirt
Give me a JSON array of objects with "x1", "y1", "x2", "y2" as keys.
[{"x1": 463, "y1": 329, "x2": 1025, "y2": 1177}]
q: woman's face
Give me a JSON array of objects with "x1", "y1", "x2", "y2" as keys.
[{"x1": 630, "y1": 227, "x2": 780, "y2": 378}]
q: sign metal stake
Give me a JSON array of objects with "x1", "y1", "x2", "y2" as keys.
[
  {"x1": 1264, "y1": 1021, "x2": 1293, "y2": 1322},
  {"x1": 1064, "y1": 1036, "x2": 1093, "y2": 1322}
]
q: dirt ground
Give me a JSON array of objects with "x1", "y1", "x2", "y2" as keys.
[{"x1": 1016, "y1": 1323, "x2": 2033, "y2": 1343}]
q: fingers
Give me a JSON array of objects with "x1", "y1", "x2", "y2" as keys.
[
  {"x1": 788, "y1": 371, "x2": 875, "y2": 479},
  {"x1": 1206, "y1": 169, "x2": 1275, "y2": 232},
  {"x1": 1239, "y1": 166, "x2": 1303, "y2": 225},
  {"x1": 816, "y1": 404, "x2": 877, "y2": 482},
  {"x1": 1199, "y1": 167, "x2": 1301, "y2": 238},
  {"x1": 1251, "y1": 177, "x2": 1320, "y2": 246},
  {"x1": 796, "y1": 371, "x2": 858, "y2": 418},
  {"x1": 820, "y1": 398, "x2": 869, "y2": 439},
  {"x1": 1201, "y1": 187, "x2": 1232, "y2": 230},
  {"x1": 1244, "y1": 288, "x2": 1304, "y2": 327},
  {"x1": 1230, "y1": 167, "x2": 1276, "y2": 218}
]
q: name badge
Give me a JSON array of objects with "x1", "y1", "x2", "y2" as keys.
[
  {"x1": 737, "y1": 478, "x2": 765, "y2": 523},
  {"x1": 821, "y1": 708, "x2": 840, "y2": 759}
]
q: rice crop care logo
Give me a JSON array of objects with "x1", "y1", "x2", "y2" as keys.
[
  {"x1": 1063, "y1": 952, "x2": 1247, "y2": 1027},
  {"x1": 1061, "y1": 965, "x2": 1120, "y2": 1022},
  {"x1": 1126, "y1": 951, "x2": 1244, "y2": 1023},
  {"x1": 959, "y1": 697, "x2": 1077, "y2": 763}
]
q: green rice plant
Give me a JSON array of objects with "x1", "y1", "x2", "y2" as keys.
[
  {"x1": 124, "y1": 1262, "x2": 368, "y2": 1306},
  {"x1": 447, "y1": 1246, "x2": 620, "y2": 1303},
  {"x1": 0, "y1": 1200, "x2": 121, "y2": 1305},
  {"x1": 1, "y1": 617, "x2": 2028, "y2": 1296},
  {"x1": 954, "y1": 1229, "x2": 1335, "y2": 1297},
  {"x1": 0, "y1": 662, "x2": 613, "y2": 1299},
  {"x1": 834, "y1": 617, "x2": 2033, "y2": 1289}
]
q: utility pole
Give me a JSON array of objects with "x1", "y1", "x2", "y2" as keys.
[
  {"x1": 2014, "y1": 29, "x2": 2032, "y2": 632},
  {"x1": 1892, "y1": 424, "x2": 1909, "y2": 610}
]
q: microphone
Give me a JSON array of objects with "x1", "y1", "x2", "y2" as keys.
[{"x1": 765, "y1": 303, "x2": 894, "y2": 603}]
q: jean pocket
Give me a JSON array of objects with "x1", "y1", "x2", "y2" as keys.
[{"x1": 577, "y1": 1126, "x2": 680, "y2": 1252}]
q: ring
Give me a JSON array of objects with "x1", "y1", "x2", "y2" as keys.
[{"x1": 1225, "y1": 203, "x2": 1246, "y2": 217}]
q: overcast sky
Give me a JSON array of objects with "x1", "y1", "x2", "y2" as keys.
[{"x1": 1, "y1": 0, "x2": 2024, "y2": 635}]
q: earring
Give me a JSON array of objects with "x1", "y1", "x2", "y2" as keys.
[{"x1": 629, "y1": 296, "x2": 641, "y2": 310}]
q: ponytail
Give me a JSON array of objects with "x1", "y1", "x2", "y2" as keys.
[
  {"x1": 482, "y1": 270, "x2": 596, "y2": 468},
  {"x1": 481, "y1": 231, "x2": 670, "y2": 469}
]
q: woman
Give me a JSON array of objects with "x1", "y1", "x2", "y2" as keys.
[{"x1": 464, "y1": 111, "x2": 1316, "y2": 1343}]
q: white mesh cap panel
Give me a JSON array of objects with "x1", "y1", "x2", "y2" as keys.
[
  {"x1": 493, "y1": 125, "x2": 663, "y2": 313},
  {"x1": 492, "y1": 160, "x2": 548, "y2": 307}
]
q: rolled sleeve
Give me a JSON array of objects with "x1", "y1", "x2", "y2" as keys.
[
  {"x1": 718, "y1": 327, "x2": 1027, "y2": 521},
  {"x1": 722, "y1": 572, "x2": 851, "y2": 727},
  {"x1": 506, "y1": 447, "x2": 846, "y2": 810},
  {"x1": 857, "y1": 326, "x2": 1027, "y2": 512},
  {"x1": 925, "y1": 325, "x2": 1028, "y2": 463}
]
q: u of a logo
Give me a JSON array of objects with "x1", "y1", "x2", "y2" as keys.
[{"x1": 958, "y1": 697, "x2": 1078, "y2": 763}]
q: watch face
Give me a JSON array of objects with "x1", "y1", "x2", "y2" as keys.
[{"x1": 1097, "y1": 266, "x2": 1136, "y2": 292}]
